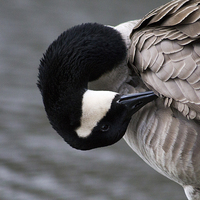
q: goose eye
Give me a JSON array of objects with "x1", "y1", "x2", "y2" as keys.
[{"x1": 101, "y1": 124, "x2": 110, "y2": 132}]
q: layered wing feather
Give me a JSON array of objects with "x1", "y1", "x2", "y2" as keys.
[{"x1": 129, "y1": 0, "x2": 200, "y2": 119}]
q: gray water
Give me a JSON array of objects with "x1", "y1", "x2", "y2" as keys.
[{"x1": 1, "y1": 0, "x2": 186, "y2": 199}]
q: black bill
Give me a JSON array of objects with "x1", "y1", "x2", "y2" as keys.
[{"x1": 118, "y1": 91, "x2": 157, "y2": 118}]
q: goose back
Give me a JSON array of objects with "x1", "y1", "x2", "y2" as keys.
[{"x1": 129, "y1": 0, "x2": 200, "y2": 120}]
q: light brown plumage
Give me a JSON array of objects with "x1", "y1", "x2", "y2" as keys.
[{"x1": 126, "y1": 0, "x2": 200, "y2": 199}]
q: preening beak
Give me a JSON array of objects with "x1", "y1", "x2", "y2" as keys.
[{"x1": 118, "y1": 91, "x2": 157, "y2": 118}]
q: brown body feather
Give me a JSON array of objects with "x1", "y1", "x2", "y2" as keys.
[{"x1": 126, "y1": 1, "x2": 200, "y2": 199}]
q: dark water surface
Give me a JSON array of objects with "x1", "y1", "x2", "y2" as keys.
[{"x1": 1, "y1": 0, "x2": 186, "y2": 199}]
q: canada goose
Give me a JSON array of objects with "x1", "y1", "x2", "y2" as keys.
[{"x1": 37, "y1": 0, "x2": 200, "y2": 199}]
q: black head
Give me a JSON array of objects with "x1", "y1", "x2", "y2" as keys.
[
  {"x1": 68, "y1": 92, "x2": 131, "y2": 150},
  {"x1": 63, "y1": 90, "x2": 157, "y2": 150},
  {"x1": 55, "y1": 90, "x2": 157, "y2": 150}
]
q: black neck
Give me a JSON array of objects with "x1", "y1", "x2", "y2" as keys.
[{"x1": 37, "y1": 23, "x2": 127, "y2": 131}]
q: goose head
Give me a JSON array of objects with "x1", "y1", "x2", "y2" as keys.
[{"x1": 37, "y1": 23, "x2": 157, "y2": 150}]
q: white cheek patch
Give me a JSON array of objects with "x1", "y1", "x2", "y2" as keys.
[{"x1": 76, "y1": 90, "x2": 117, "y2": 138}]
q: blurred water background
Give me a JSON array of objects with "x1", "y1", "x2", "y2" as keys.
[{"x1": 0, "y1": 0, "x2": 186, "y2": 199}]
